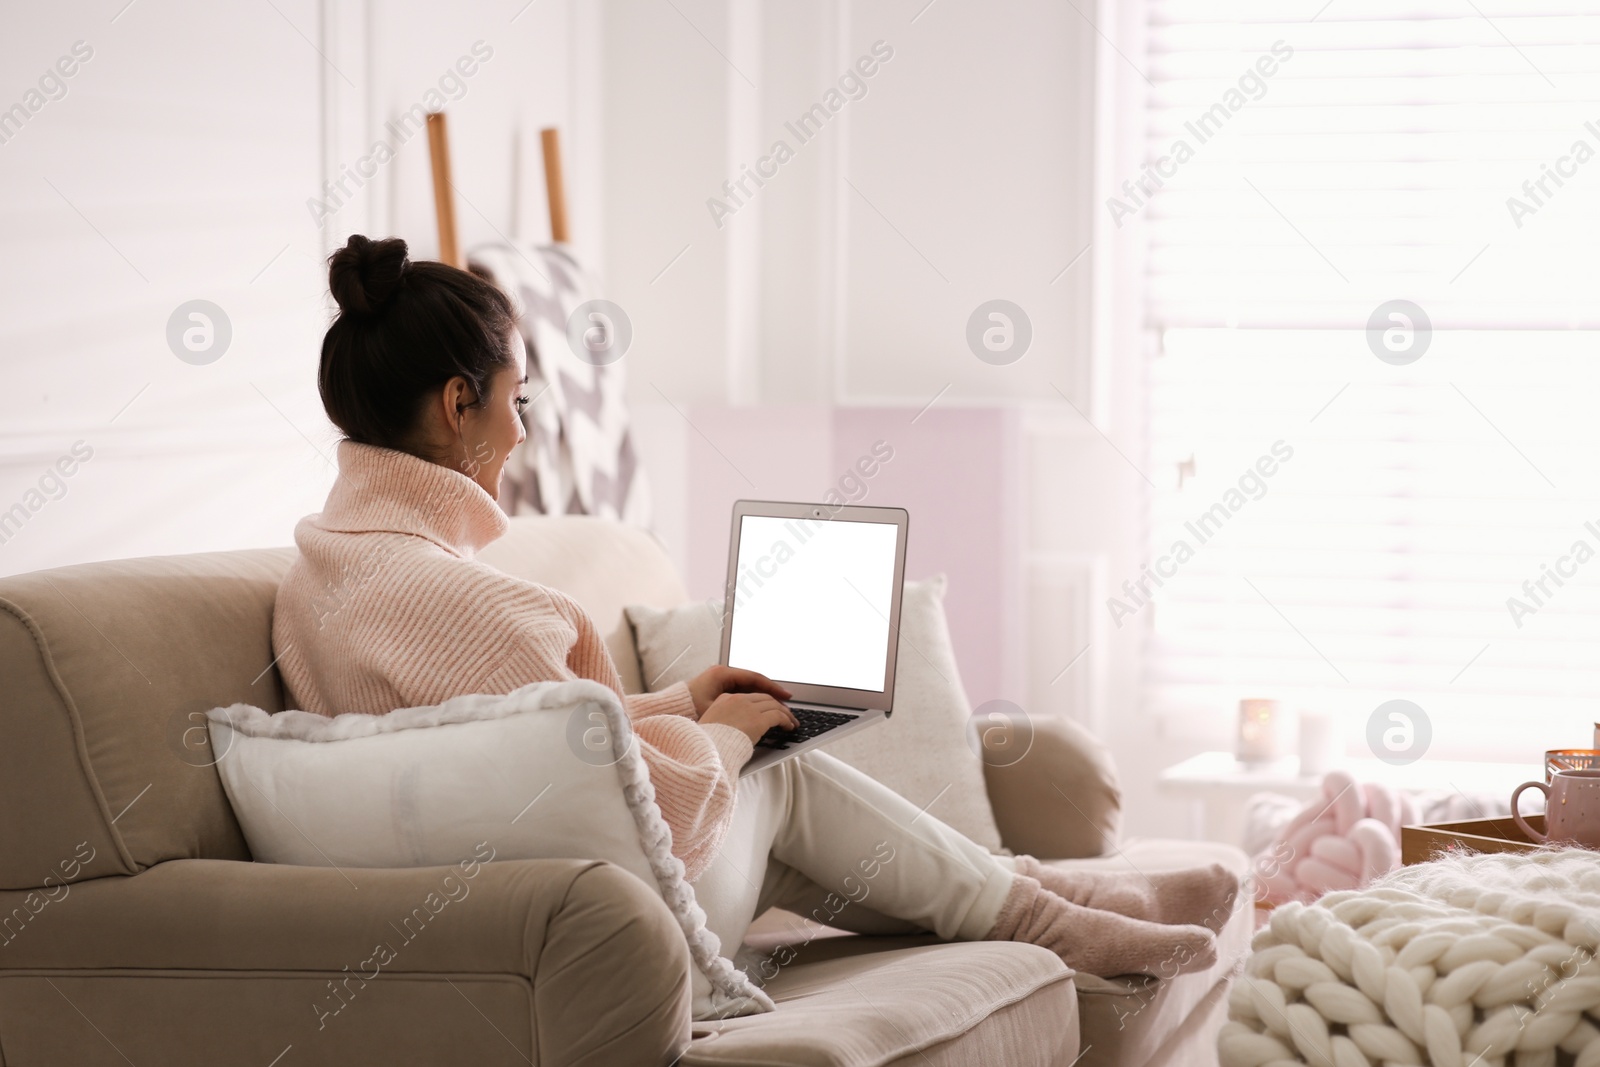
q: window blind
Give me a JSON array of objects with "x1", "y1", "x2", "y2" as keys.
[{"x1": 1140, "y1": 1, "x2": 1600, "y2": 753}]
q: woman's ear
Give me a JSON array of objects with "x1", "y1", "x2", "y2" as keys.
[{"x1": 440, "y1": 376, "x2": 476, "y2": 433}]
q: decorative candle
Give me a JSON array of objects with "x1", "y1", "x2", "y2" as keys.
[
  {"x1": 1298, "y1": 709, "x2": 1339, "y2": 776},
  {"x1": 1237, "y1": 698, "x2": 1285, "y2": 764}
]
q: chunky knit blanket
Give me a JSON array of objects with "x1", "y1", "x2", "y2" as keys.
[{"x1": 1223, "y1": 851, "x2": 1600, "y2": 1067}]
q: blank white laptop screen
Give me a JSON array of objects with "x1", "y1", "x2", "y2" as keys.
[{"x1": 726, "y1": 515, "x2": 900, "y2": 693}]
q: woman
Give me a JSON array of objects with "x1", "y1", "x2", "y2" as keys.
[{"x1": 274, "y1": 234, "x2": 1236, "y2": 980}]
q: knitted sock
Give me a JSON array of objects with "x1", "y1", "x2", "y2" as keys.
[
  {"x1": 1013, "y1": 856, "x2": 1239, "y2": 933},
  {"x1": 985, "y1": 874, "x2": 1217, "y2": 978}
]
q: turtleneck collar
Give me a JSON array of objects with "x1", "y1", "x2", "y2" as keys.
[{"x1": 313, "y1": 440, "x2": 510, "y2": 558}]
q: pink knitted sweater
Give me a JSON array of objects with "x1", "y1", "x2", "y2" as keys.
[{"x1": 272, "y1": 440, "x2": 754, "y2": 880}]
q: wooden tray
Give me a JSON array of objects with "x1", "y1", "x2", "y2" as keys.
[{"x1": 1401, "y1": 815, "x2": 1545, "y2": 865}]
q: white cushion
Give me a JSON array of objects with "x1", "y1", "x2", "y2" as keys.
[
  {"x1": 627, "y1": 575, "x2": 1006, "y2": 853},
  {"x1": 205, "y1": 679, "x2": 773, "y2": 1020}
]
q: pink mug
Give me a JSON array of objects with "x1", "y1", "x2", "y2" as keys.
[{"x1": 1512, "y1": 768, "x2": 1600, "y2": 848}]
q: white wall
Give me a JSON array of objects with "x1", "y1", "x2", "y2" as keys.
[
  {"x1": 0, "y1": 1, "x2": 328, "y2": 577},
  {"x1": 601, "y1": 0, "x2": 1097, "y2": 409},
  {"x1": 0, "y1": 0, "x2": 598, "y2": 578}
]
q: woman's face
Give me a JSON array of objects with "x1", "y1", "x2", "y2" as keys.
[{"x1": 456, "y1": 327, "x2": 529, "y2": 500}]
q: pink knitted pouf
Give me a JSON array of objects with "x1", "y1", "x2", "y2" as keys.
[{"x1": 1253, "y1": 770, "x2": 1419, "y2": 906}]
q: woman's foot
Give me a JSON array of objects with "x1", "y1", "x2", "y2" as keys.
[
  {"x1": 986, "y1": 874, "x2": 1217, "y2": 978},
  {"x1": 1014, "y1": 856, "x2": 1239, "y2": 933}
]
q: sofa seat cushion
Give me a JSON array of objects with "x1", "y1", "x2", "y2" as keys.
[
  {"x1": 741, "y1": 838, "x2": 1251, "y2": 1067},
  {"x1": 1054, "y1": 838, "x2": 1253, "y2": 1067},
  {"x1": 682, "y1": 940, "x2": 1077, "y2": 1067}
]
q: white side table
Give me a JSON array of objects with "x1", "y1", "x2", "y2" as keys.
[{"x1": 1156, "y1": 751, "x2": 1541, "y2": 843}]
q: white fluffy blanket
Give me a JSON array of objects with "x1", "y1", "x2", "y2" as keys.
[{"x1": 1223, "y1": 850, "x2": 1600, "y2": 1067}]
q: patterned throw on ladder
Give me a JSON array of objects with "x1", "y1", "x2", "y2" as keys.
[
  {"x1": 1223, "y1": 850, "x2": 1600, "y2": 1067},
  {"x1": 468, "y1": 243, "x2": 652, "y2": 528}
]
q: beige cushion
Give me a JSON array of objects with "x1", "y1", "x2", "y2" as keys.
[
  {"x1": 627, "y1": 576, "x2": 1006, "y2": 852},
  {"x1": 682, "y1": 940, "x2": 1077, "y2": 1066},
  {"x1": 980, "y1": 710, "x2": 1123, "y2": 859}
]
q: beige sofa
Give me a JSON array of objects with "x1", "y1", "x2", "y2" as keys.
[{"x1": 0, "y1": 515, "x2": 1250, "y2": 1066}]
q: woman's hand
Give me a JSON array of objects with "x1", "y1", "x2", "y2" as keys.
[
  {"x1": 699, "y1": 692, "x2": 799, "y2": 744},
  {"x1": 685, "y1": 665, "x2": 792, "y2": 716}
]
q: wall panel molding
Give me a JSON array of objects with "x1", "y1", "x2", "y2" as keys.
[
  {"x1": 830, "y1": 0, "x2": 1097, "y2": 411},
  {"x1": 1024, "y1": 551, "x2": 1107, "y2": 734}
]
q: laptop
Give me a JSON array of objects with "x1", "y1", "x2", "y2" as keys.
[{"x1": 719, "y1": 499, "x2": 909, "y2": 777}]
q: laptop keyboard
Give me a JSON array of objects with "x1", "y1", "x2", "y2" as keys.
[{"x1": 755, "y1": 706, "x2": 855, "y2": 750}]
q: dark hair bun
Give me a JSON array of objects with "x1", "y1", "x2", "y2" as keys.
[
  {"x1": 318, "y1": 234, "x2": 518, "y2": 453},
  {"x1": 328, "y1": 234, "x2": 408, "y2": 315}
]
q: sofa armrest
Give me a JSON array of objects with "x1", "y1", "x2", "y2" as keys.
[
  {"x1": 0, "y1": 857, "x2": 690, "y2": 1066},
  {"x1": 979, "y1": 711, "x2": 1122, "y2": 860}
]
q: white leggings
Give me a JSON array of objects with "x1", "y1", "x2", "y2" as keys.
[{"x1": 689, "y1": 749, "x2": 1018, "y2": 959}]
